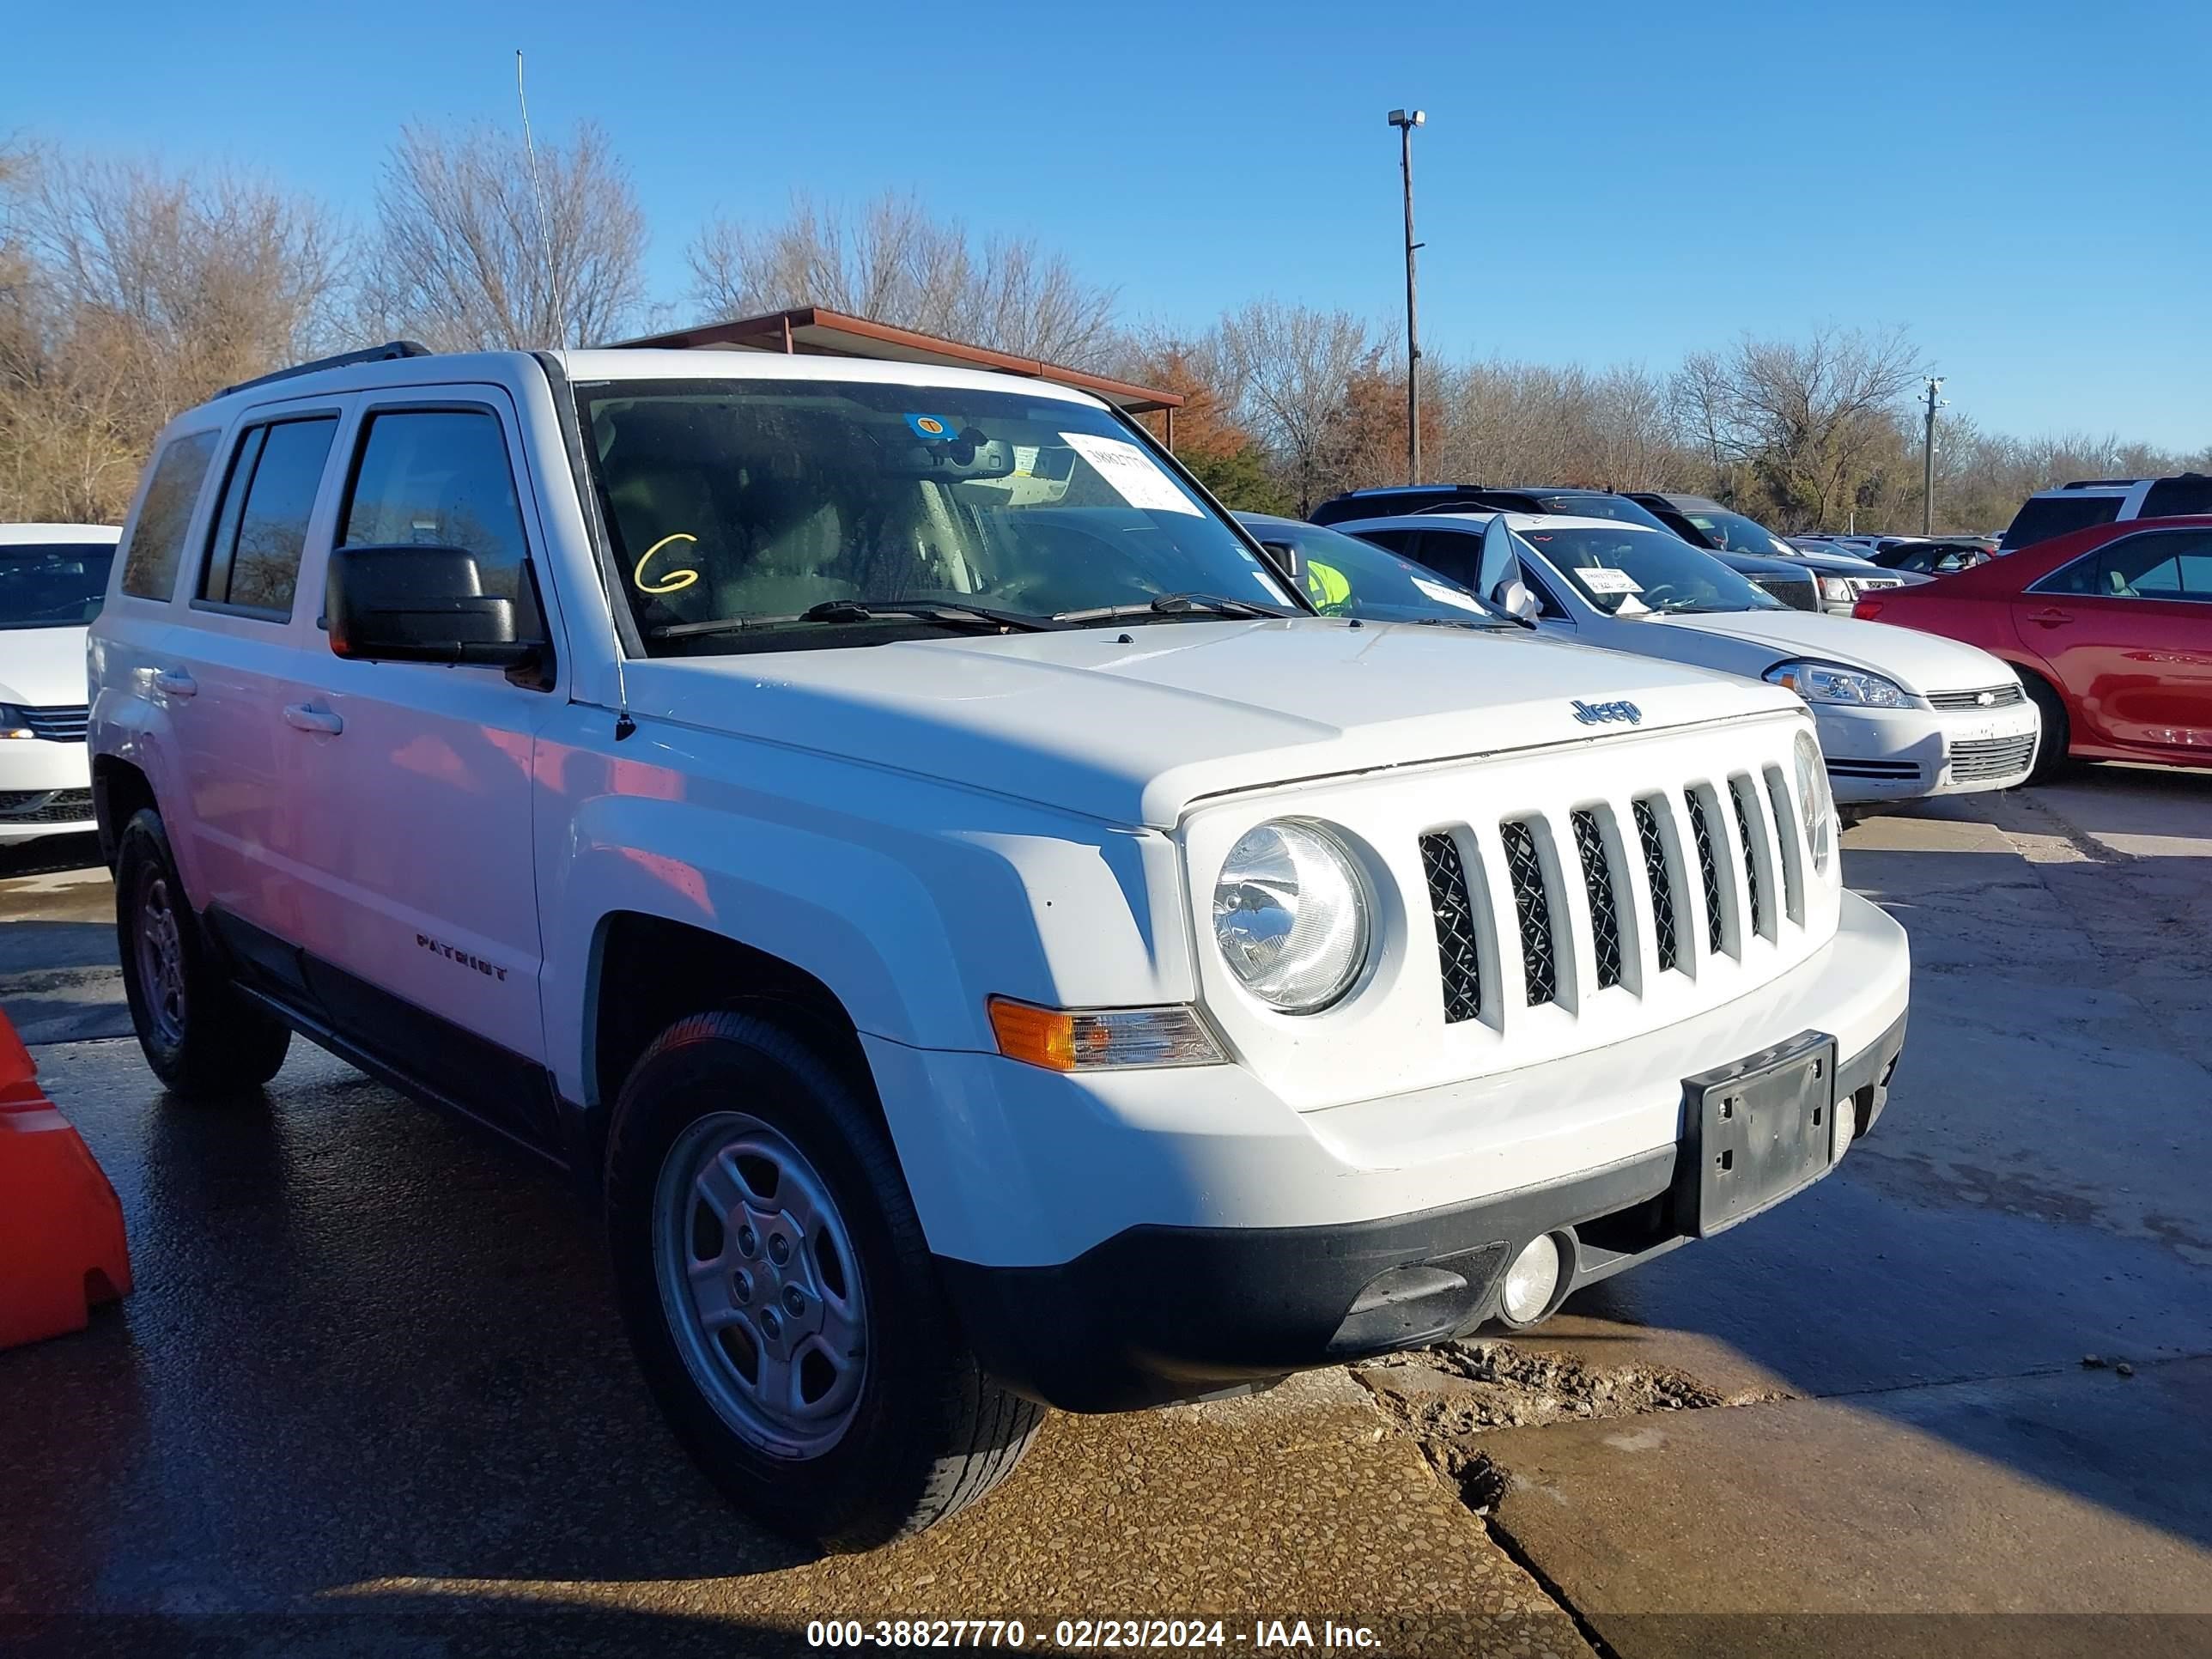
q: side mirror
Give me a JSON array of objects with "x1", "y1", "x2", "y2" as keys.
[
  {"x1": 1491, "y1": 579, "x2": 1540, "y2": 622},
  {"x1": 1257, "y1": 538, "x2": 1305, "y2": 586},
  {"x1": 327, "y1": 544, "x2": 535, "y2": 666}
]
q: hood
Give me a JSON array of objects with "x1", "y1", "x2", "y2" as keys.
[
  {"x1": 1639, "y1": 608, "x2": 2016, "y2": 695},
  {"x1": 0, "y1": 625, "x2": 91, "y2": 707},
  {"x1": 624, "y1": 618, "x2": 1803, "y2": 828}
]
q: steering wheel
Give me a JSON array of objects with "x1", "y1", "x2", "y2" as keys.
[{"x1": 1633, "y1": 581, "x2": 1686, "y2": 608}]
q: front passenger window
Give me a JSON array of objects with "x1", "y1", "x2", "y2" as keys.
[{"x1": 339, "y1": 410, "x2": 543, "y2": 637}]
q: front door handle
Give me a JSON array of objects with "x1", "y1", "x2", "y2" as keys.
[
  {"x1": 154, "y1": 669, "x2": 197, "y2": 698},
  {"x1": 283, "y1": 702, "x2": 343, "y2": 735},
  {"x1": 2027, "y1": 608, "x2": 2075, "y2": 629}
]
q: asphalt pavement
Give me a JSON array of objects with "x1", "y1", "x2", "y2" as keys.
[{"x1": 1, "y1": 770, "x2": 2209, "y2": 1658}]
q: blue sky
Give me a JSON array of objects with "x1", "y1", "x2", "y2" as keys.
[{"x1": 14, "y1": 0, "x2": 2209, "y2": 447}]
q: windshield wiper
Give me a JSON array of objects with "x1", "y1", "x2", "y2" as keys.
[
  {"x1": 650, "y1": 599, "x2": 1066, "y2": 641},
  {"x1": 1051, "y1": 592, "x2": 1291, "y2": 624}
]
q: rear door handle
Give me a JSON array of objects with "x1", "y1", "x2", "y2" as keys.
[
  {"x1": 2027, "y1": 609, "x2": 2074, "y2": 628},
  {"x1": 154, "y1": 669, "x2": 197, "y2": 698},
  {"x1": 282, "y1": 702, "x2": 343, "y2": 735}
]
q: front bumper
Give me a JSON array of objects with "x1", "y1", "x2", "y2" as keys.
[
  {"x1": 0, "y1": 739, "x2": 94, "y2": 842},
  {"x1": 946, "y1": 1009, "x2": 1908, "y2": 1413},
  {"x1": 1816, "y1": 699, "x2": 2040, "y2": 803}
]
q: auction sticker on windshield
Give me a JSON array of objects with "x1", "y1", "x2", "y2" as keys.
[
  {"x1": 1058, "y1": 433, "x2": 1202, "y2": 516},
  {"x1": 1580, "y1": 568, "x2": 1644, "y2": 595},
  {"x1": 1413, "y1": 577, "x2": 1486, "y2": 613}
]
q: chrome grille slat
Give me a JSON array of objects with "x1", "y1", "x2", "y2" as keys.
[
  {"x1": 1632, "y1": 798, "x2": 1680, "y2": 973},
  {"x1": 1499, "y1": 819, "x2": 1557, "y2": 1006},
  {"x1": 1685, "y1": 790, "x2": 1723, "y2": 956},
  {"x1": 1765, "y1": 769, "x2": 1802, "y2": 924},
  {"x1": 1419, "y1": 832, "x2": 1483, "y2": 1024},
  {"x1": 19, "y1": 703, "x2": 88, "y2": 743},
  {"x1": 1729, "y1": 779, "x2": 1765, "y2": 940},
  {"x1": 1928, "y1": 684, "x2": 2024, "y2": 711},
  {"x1": 1571, "y1": 809, "x2": 1623, "y2": 990}
]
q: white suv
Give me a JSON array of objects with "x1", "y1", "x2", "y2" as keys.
[
  {"x1": 0, "y1": 523, "x2": 119, "y2": 843},
  {"x1": 89, "y1": 344, "x2": 1910, "y2": 1549}
]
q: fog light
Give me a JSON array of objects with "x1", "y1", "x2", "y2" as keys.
[{"x1": 1500, "y1": 1234, "x2": 1564, "y2": 1325}]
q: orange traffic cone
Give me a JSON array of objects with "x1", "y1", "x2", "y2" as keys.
[{"x1": 0, "y1": 1010, "x2": 131, "y2": 1349}]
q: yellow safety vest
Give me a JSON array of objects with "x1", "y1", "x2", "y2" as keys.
[{"x1": 1304, "y1": 559, "x2": 1352, "y2": 614}]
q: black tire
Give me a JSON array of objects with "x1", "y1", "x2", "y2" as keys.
[
  {"x1": 605, "y1": 1010, "x2": 1042, "y2": 1551},
  {"x1": 114, "y1": 808, "x2": 292, "y2": 1096},
  {"x1": 2020, "y1": 672, "x2": 2071, "y2": 785}
]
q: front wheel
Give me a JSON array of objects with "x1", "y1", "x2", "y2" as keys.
[
  {"x1": 605, "y1": 1011, "x2": 1042, "y2": 1550},
  {"x1": 114, "y1": 809, "x2": 291, "y2": 1096},
  {"x1": 2020, "y1": 674, "x2": 2071, "y2": 785}
]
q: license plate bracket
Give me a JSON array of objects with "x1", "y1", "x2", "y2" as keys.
[{"x1": 1675, "y1": 1030, "x2": 1838, "y2": 1238}]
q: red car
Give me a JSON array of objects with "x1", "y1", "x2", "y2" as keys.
[{"x1": 1853, "y1": 516, "x2": 2212, "y2": 781}]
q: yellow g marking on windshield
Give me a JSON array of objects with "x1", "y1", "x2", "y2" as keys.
[{"x1": 635, "y1": 532, "x2": 701, "y2": 594}]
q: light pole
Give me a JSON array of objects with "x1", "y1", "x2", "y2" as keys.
[
  {"x1": 1388, "y1": 108, "x2": 1425, "y2": 485},
  {"x1": 1921, "y1": 376, "x2": 1946, "y2": 536}
]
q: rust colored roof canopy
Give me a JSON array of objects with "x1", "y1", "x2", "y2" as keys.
[{"x1": 611, "y1": 307, "x2": 1181, "y2": 416}]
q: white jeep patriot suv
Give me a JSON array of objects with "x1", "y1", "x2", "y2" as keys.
[{"x1": 89, "y1": 343, "x2": 1910, "y2": 1549}]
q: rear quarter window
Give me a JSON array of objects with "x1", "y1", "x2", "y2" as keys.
[
  {"x1": 119, "y1": 431, "x2": 222, "y2": 600},
  {"x1": 2000, "y1": 495, "x2": 2121, "y2": 552},
  {"x1": 2138, "y1": 476, "x2": 2212, "y2": 520}
]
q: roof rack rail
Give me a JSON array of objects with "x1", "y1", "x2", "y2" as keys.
[
  {"x1": 219, "y1": 340, "x2": 434, "y2": 399},
  {"x1": 2059, "y1": 477, "x2": 2141, "y2": 489}
]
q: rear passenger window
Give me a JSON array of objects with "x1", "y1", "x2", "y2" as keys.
[
  {"x1": 120, "y1": 431, "x2": 220, "y2": 600},
  {"x1": 200, "y1": 417, "x2": 339, "y2": 617},
  {"x1": 338, "y1": 410, "x2": 538, "y2": 634}
]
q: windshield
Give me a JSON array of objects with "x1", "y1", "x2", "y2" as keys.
[
  {"x1": 578, "y1": 379, "x2": 1297, "y2": 653},
  {"x1": 1240, "y1": 519, "x2": 1508, "y2": 626},
  {"x1": 1682, "y1": 507, "x2": 1796, "y2": 556},
  {"x1": 0, "y1": 542, "x2": 117, "y2": 629},
  {"x1": 1516, "y1": 526, "x2": 1784, "y2": 615}
]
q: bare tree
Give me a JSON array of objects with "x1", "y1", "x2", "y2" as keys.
[
  {"x1": 687, "y1": 191, "x2": 1121, "y2": 368},
  {"x1": 1677, "y1": 325, "x2": 1924, "y2": 530},
  {"x1": 0, "y1": 149, "x2": 343, "y2": 521},
  {"x1": 1218, "y1": 301, "x2": 1379, "y2": 514},
  {"x1": 361, "y1": 123, "x2": 648, "y2": 351}
]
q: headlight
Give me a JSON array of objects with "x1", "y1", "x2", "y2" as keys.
[
  {"x1": 1212, "y1": 818, "x2": 1370, "y2": 1012},
  {"x1": 1765, "y1": 659, "x2": 1911, "y2": 708},
  {"x1": 1795, "y1": 730, "x2": 1835, "y2": 875},
  {"x1": 1818, "y1": 576, "x2": 1856, "y2": 605},
  {"x1": 0, "y1": 704, "x2": 32, "y2": 740}
]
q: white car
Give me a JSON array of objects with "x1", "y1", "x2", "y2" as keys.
[
  {"x1": 0, "y1": 523, "x2": 118, "y2": 843},
  {"x1": 90, "y1": 343, "x2": 1908, "y2": 1548},
  {"x1": 1334, "y1": 511, "x2": 2041, "y2": 805}
]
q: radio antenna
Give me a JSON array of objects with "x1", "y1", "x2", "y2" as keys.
[
  {"x1": 515, "y1": 50, "x2": 571, "y2": 349},
  {"x1": 516, "y1": 51, "x2": 633, "y2": 738}
]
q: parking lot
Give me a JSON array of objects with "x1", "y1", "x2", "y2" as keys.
[{"x1": 2, "y1": 768, "x2": 2209, "y2": 1659}]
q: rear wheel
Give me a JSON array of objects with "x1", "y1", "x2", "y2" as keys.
[
  {"x1": 2020, "y1": 673, "x2": 2071, "y2": 784},
  {"x1": 114, "y1": 809, "x2": 291, "y2": 1096},
  {"x1": 605, "y1": 1010, "x2": 1042, "y2": 1550}
]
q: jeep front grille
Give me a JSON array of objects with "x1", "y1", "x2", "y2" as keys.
[
  {"x1": 1419, "y1": 831, "x2": 1483, "y2": 1024},
  {"x1": 1419, "y1": 778, "x2": 1805, "y2": 1021},
  {"x1": 1499, "y1": 818, "x2": 1557, "y2": 1006}
]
